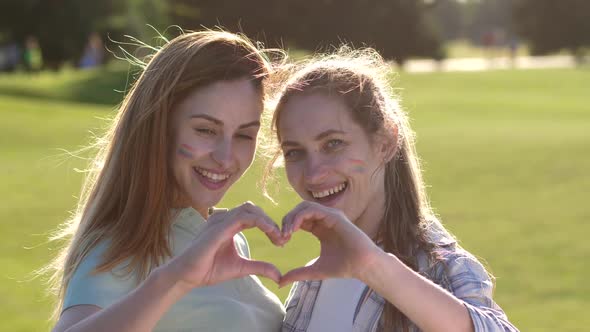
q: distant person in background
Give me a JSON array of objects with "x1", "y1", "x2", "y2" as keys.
[
  {"x1": 79, "y1": 33, "x2": 104, "y2": 69},
  {"x1": 508, "y1": 37, "x2": 519, "y2": 68},
  {"x1": 0, "y1": 42, "x2": 21, "y2": 72},
  {"x1": 267, "y1": 48, "x2": 519, "y2": 331},
  {"x1": 23, "y1": 36, "x2": 42, "y2": 72},
  {"x1": 47, "y1": 30, "x2": 285, "y2": 332}
]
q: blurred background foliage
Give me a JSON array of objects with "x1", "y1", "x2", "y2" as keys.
[{"x1": 1, "y1": 0, "x2": 589, "y2": 70}]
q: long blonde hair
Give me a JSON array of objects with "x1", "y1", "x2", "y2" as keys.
[
  {"x1": 266, "y1": 48, "x2": 449, "y2": 331},
  {"x1": 45, "y1": 30, "x2": 272, "y2": 318}
]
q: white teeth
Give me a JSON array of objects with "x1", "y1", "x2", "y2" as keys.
[
  {"x1": 195, "y1": 168, "x2": 230, "y2": 182},
  {"x1": 311, "y1": 183, "x2": 347, "y2": 199}
]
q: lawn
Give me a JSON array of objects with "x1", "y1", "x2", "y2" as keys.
[{"x1": 0, "y1": 66, "x2": 588, "y2": 331}]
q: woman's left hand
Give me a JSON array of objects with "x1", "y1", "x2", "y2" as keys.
[{"x1": 279, "y1": 201, "x2": 383, "y2": 287}]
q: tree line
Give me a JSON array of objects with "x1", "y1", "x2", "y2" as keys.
[{"x1": 0, "y1": 0, "x2": 588, "y2": 70}]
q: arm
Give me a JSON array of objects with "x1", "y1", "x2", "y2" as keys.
[
  {"x1": 360, "y1": 250, "x2": 474, "y2": 332},
  {"x1": 54, "y1": 203, "x2": 285, "y2": 332},
  {"x1": 439, "y1": 252, "x2": 519, "y2": 332},
  {"x1": 53, "y1": 267, "x2": 188, "y2": 332},
  {"x1": 279, "y1": 201, "x2": 518, "y2": 332}
]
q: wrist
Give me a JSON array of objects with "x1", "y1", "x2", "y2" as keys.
[
  {"x1": 356, "y1": 246, "x2": 389, "y2": 283},
  {"x1": 151, "y1": 264, "x2": 192, "y2": 301},
  {"x1": 358, "y1": 250, "x2": 409, "y2": 291}
]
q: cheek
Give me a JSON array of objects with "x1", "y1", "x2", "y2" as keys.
[
  {"x1": 284, "y1": 163, "x2": 302, "y2": 187},
  {"x1": 236, "y1": 141, "x2": 257, "y2": 165},
  {"x1": 177, "y1": 143, "x2": 196, "y2": 159},
  {"x1": 177, "y1": 133, "x2": 214, "y2": 158},
  {"x1": 346, "y1": 158, "x2": 369, "y2": 174}
]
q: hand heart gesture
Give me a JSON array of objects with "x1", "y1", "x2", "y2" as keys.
[{"x1": 279, "y1": 201, "x2": 382, "y2": 287}]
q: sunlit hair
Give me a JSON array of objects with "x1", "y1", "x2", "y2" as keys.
[
  {"x1": 44, "y1": 29, "x2": 273, "y2": 319},
  {"x1": 265, "y1": 47, "x2": 459, "y2": 331}
]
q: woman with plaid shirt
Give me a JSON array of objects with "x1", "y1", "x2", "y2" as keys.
[{"x1": 269, "y1": 48, "x2": 519, "y2": 332}]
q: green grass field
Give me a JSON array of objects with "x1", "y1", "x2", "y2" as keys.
[{"x1": 1, "y1": 66, "x2": 588, "y2": 331}]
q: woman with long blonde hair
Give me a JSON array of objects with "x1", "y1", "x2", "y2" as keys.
[
  {"x1": 267, "y1": 48, "x2": 519, "y2": 332},
  {"x1": 48, "y1": 30, "x2": 286, "y2": 332}
]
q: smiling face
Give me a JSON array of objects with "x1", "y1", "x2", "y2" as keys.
[
  {"x1": 171, "y1": 78, "x2": 262, "y2": 217},
  {"x1": 278, "y1": 93, "x2": 390, "y2": 238}
]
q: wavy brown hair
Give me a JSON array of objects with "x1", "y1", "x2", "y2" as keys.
[
  {"x1": 266, "y1": 48, "x2": 452, "y2": 331},
  {"x1": 44, "y1": 29, "x2": 273, "y2": 319}
]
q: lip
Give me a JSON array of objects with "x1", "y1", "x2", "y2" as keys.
[
  {"x1": 193, "y1": 167, "x2": 231, "y2": 191},
  {"x1": 308, "y1": 182, "x2": 348, "y2": 207}
]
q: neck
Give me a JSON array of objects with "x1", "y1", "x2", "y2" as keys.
[
  {"x1": 354, "y1": 191, "x2": 386, "y2": 241},
  {"x1": 171, "y1": 192, "x2": 209, "y2": 219},
  {"x1": 195, "y1": 206, "x2": 209, "y2": 219}
]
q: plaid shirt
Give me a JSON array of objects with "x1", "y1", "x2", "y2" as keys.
[{"x1": 282, "y1": 225, "x2": 519, "y2": 332}]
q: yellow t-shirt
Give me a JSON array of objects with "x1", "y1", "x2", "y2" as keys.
[{"x1": 63, "y1": 207, "x2": 285, "y2": 331}]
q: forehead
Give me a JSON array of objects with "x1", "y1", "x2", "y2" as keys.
[
  {"x1": 175, "y1": 79, "x2": 262, "y2": 124},
  {"x1": 278, "y1": 93, "x2": 361, "y2": 141}
]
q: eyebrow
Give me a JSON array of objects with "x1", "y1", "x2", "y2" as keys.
[
  {"x1": 315, "y1": 129, "x2": 345, "y2": 141},
  {"x1": 281, "y1": 129, "x2": 346, "y2": 148},
  {"x1": 190, "y1": 114, "x2": 222, "y2": 125},
  {"x1": 238, "y1": 121, "x2": 261, "y2": 129},
  {"x1": 190, "y1": 114, "x2": 260, "y2": 129}
]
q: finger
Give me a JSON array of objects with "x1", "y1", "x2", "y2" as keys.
[
  {"x1": 279, "y1": 265, "x2": 322, "y2": 288},
  {"x1": 290, "y1": 206, "x2": 334, "y2": 234},
  {"x1": 240, "y1": 259, "x2": 282, "y2": 284},
  {"x1": 239, "y1": 202, "x2": 283, "y2": 238},
  {"x1": 281, "y1": 202, "x2": 310, "y2": 236},
  {"x1": 206, "y1": 209, "x2": 229, "y2": 223},
  {"x1": 245, "y1": 203, "x2": 283, "y2": 237},
  {"x1": 225, "y1": 211, "x2": 285, "y2": 247},
  {"x1": 280, "y1": 204, "x2": 300, "y2": 235}
]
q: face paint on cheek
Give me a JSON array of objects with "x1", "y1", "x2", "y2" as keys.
[
  {"x1": 348, "y1": 158, "x2": 367, "y2": 173},
  {"x1": 178, "y1": 143, "x2": 195, "y2": 159}
]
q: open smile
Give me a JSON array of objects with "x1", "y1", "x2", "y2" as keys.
[
  {"x1": 193, "y1": 167, "x2": 231, "y2": 190},
  {"x1": 309, "y1": 182, "x2": 348, "y2": 205}
]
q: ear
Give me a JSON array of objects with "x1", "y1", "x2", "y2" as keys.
[{"x1": 375, "y1": 124, "x2": 398, "y2": 164}]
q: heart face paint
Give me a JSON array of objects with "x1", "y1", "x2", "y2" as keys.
[
  {"x1": 348, "y1": 158, "x2": 367, "y2": 173},
  {"x1": 178, "y1": 143, "x2": 195, "y2": 159}
]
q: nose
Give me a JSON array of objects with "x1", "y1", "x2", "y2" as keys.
[
  {"x1": 304, "y1": 154, "x2": 329, "y2": 185},
  {"x1": 211, "y1": 137, "x2": 233, "y2": 169}
]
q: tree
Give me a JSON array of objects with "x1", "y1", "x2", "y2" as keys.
[
  {"x1": 514, "y1": 0, "x2": 590, "y2": 58},
  {"x1": 427, "y1": 0, "x2": 465, "y2": 41},
  {"x1": 463, "y1": 0, "x2": 514, "y2": 46},
  {"x1": 169, "y1": 0, "x2": 444, "y2": 64},
  {"x1": 0, "y1": 0, "x2": 170, "y2": 69}
]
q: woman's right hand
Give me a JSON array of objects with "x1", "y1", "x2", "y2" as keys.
[
  {"x1": 162, "y1": 202, "x2": 286, "y2": 293},
  {"x1": 53, "y1": 203, "x2": 285, "y2": 332}
]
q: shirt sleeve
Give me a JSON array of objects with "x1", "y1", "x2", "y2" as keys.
[
  {"x1": 62, "y1": 243, "x2": 136, "y2": 312},
  {"x1": 445, "y1": 250, "x2": 519, "y2": 332}
]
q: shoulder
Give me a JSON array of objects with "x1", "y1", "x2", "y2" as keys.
[
  {"x1": 420, "y1": 219, "x2": 489, "y2": 283},
  {"x1": 63, "y1": 241, "x2": 137, "y2": 312},
  {"x1": 436, "y1": 247, "x2": 496, "y2": 306},
  {"x1": 443, "y1": 248, "x2": 490, "y2": 278}
]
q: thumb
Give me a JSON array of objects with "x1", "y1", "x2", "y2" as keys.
[
  {"x1": 240, "y1": 259, "x2": 282, "y2": 284},
  {"x1": 279, "y1": 265, "x2": 321, "y2": 288}
]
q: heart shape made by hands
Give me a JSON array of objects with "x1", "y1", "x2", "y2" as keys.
[{"x1": 240, "y1": 201, "x2": 380, "y2": 287}]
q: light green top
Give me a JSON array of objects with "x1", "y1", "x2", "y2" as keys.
[{"x1": 63, "y1": 208, "x2": 285, "y2": 332}]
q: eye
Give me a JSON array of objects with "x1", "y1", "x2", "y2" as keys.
[
  {"x1": 283, "y1": 149, "x2": 304, "y2": 162},
  {"x1": 237, "y1": 134, "x2": 254, "y2": 140},
  {"x1": 195, "y1": 128, "x2": 216, "y2": 136},
  {"x1": 236, "y1": 132, "x2": 256, "y2": 141},
  {"x1": 324, "y1": 139, "x2": 344, "y2": 151}
]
